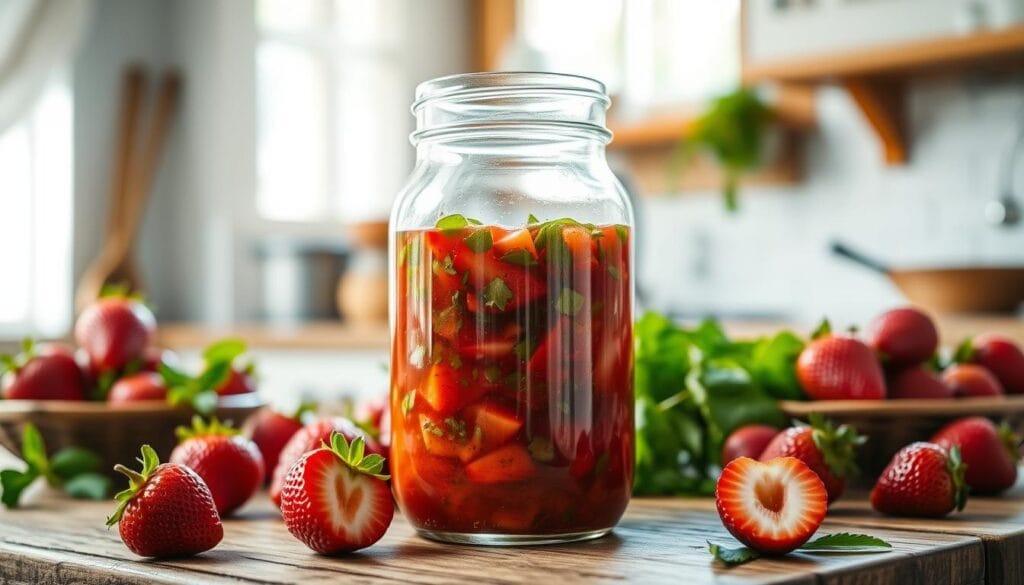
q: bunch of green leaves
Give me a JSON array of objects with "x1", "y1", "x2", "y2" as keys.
[
  {"x1": 709, "y1": 533, "x2": 892, "y2": 566},
  {"x1": 159, "y1": 338, "x2": 248, "y2": 414},
  {"x1": 633, "y1": 312, "x2": 806, "y2": 495},
  {"x1": 0, "y1": 424, "x2": 110, "y2": 508},
  {"x1": 674, "y1": 88, "x2": 770, "y2": 212}
]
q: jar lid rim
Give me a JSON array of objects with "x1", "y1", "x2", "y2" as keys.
[{"x1": 413, "y1": 71, "x2": 609, "y2": 110}]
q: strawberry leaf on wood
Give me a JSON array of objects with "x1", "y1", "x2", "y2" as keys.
[
  {"x1": 64, "y1": 472, "x2": 111, "y2": 500},
  {"x1": 799, "y1": 533, "x2": 893, "y2": 551},
  {"x1": 708, "y1": 541, "x2": 759, "y2": 566},
  {"x1": 0, "y1": 424, "x2": 108, "y2": 507}
]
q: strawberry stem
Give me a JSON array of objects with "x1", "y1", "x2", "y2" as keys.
[{"x1": 113, "y1": 464, "x2": 145, "y2": 489}]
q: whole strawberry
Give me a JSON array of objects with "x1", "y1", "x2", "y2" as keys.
[
  {"x1": 280, "y1": 432, "x2": 393, "y2": 554},
  {"x1": 887, "y1": 365, "x2": 953, "y2": 400},
  {"x1": 970, "y1": 334, "x2": 1024, "y2": 395},
  {"x1": 797, "y1": 335, "x2": 886, "y2": 400},
  {"x1": 867, "y1": 307, "x2": 938, "y2": 365},
  {"x1": 75, "y1": 297, "x2": 156, "y2": 372},
  {"x1": 244, "y1": 404, "x2": 312, "y2": 482},
  {"x1": 932, "y1": 417, "x2": 1020, "y2": 495},
  {"x1": 870, "y1": 442, "x2": 966, "y2": 518},
  {"x1": 722, "y1": 424, "x2": 778, "y2": 465},
  {"x1": 170, "y1": 417, "x2": 264, "y2": 516},
  {"x1": 108, "y1": 372, "x2": 168, "y2": 403},
  {"x1": 760, "y1": 415, "x2": 864, "y2": 503},
  {"x1": 217, "y1": 366, "x2": 257, "y2": 395},
  {"x1": 1, "y1": 340, "x2": 86, "y2": 400},
  {"x1": 270, "y1": 417, "x2": 384, "y2": 507},
  {"x1": 942, "y1": 364, "x2": 1004, "y2": 397},
  {"x1": 107, "y1": 445, "x2": 223, "y2": 558}
]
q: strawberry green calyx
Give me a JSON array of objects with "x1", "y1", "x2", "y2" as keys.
[
  {"x1": 946, "y1": 445, "x2": 968, "y2": 512},
  {"x1": 998, "y1": 422, "x2": 1023, "y2": 464},
  {"x1": 0, "y1": 338, "x2": 36, "y2": 376},
  {"x1": 175, "y1": 416, "x2": 239, "y2": 442},
  {"x1": 107, "y1": 445, "x2": 160, "y2": 527},
  {"x1": 806, "y1": 413, "x2": 865, "y2": 479},
  {"x1": 323, "y1": 432, "x2": 389, "y2": 481},
  {"x1": 810, "y1": 319, "x2": 832, "y2": 340},
  {"x1": 952, "y1": 337, "x2": 975, "y2": 364}
]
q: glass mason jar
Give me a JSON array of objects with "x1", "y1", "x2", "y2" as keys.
[{"x1": 389, "y1": 72, "x2": 634, "y2": 545}]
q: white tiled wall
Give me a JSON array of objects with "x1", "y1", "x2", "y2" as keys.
[{"x1": 636, "y1": 76, "x2": 1024, "y2": 328}]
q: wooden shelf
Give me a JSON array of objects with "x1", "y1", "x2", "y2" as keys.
[
  {"x1": 743, "y1": 24, "x2": 1024, "y2": 167},
  {"x1": 743, "y1": 24, "x2": 1024, "y2": 84}
]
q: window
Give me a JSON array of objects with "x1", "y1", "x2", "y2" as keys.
[
  {"x1": 515, "y1": 0, "x2": 741, "y2": 117},
  {"x1": 0, "y1": 74, "x2": 73, "y2": 338},
  {"x1": 255, "y1": 0, "x2": 407, "y2": 223}
]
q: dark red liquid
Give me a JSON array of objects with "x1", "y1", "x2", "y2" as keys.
[{"x1": 391, "y1": 220, "x2": 633, "y2": 535}]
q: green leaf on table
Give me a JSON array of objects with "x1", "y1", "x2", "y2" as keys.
[
  {"x1": 20, "y1": 424, "x2": 48, "y2": 473},
  {"x1": 464, "y1": 230, "x2": 493, "y2": 253},
  {"x1": 799, "y1": 533, "x2": 893, "y2": 552},
  {"x1": 49, "y1": 447, "x2": 101, "y2": 481},
  {"x1": 63, "y1": 472, "x2": 111, "y2": 500},
  {"x1": 708, "y1": 541, "x2": 759, "y2": 566},
  {"x1": 555, "y1": 288, "x2": 585, "y2": 317},
  {"x1": 0, "y1": 469, "x2": 38, "y2": 509},
  {"x1": 202, "y1": 338, "x2": 247, "y2": 365},
  {"x1": 483, "y1": 277, "x2": 513, "y2": 311}
]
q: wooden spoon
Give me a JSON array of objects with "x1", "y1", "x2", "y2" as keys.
[{"x1": 75, "y1": 68, "x2": 182, "y2": 312}]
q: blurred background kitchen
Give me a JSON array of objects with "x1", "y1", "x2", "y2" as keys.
[{"x1": 2, "y1": 0, "x2": 1024, "y2": 402}]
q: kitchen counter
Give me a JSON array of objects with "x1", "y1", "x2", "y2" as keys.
[
  {"x1": 1, "y1": 484, "x2": 1023, "y2": 584},
  {"x1": 153, "y1": 314, "x2": 1024, "y2": 351}
]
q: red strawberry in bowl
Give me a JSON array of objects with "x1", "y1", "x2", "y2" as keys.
[
  {"x1": 797, "y1": 335, "x2": 886, "y2": 400},
  {"x1": 969, "y1": 334, "x2": 1024, "y2": 395},
  {"x1": 759, "y1": 415, "x2": 864, "y2": 503},
  {"x1": 75, "y1": 296, "x2": 156, "y2": 372},
  {"x1": 871, "y1": 442, "x2": 966, "y2": 518},
  {"x1": 280, "y1": 432, "x2": 393, "y2": 554},
  {"x1": 716, "y1": 456, "x2": 827, "y2": 555},
  {"x1": 244, "y1": 404, "x2": 314, "y2": 482},
  {"x1": 942, "y1": 364, "x2": 1004, "y2": 398},
  {"x1": 722, "y1": 425, "x2": 778, "y2": 465},
  {"x1": 867, "y1": 307, "x2": 938, "y2": 365},
  {"x1": 108, "y1": 372, "x2": 168, "y2": 403},
  {"x1": 1, "y1": 341, "x2": 86, "y2": 401},
  {"x1": 107, "y1": 445, "x2": 223, "y2": 558},
  {"x1": 170, "y1": 417, "x2": 265, "y2": 516},
  {"x1": 887, "y1": 365, "x2": 954, "y2": 400},
  {"x1": 270, "y1": 417, "x2": 385, "y2": 507},
  {"x1": 932, "y1": 417, "x2": 1020, "y2": 495}
]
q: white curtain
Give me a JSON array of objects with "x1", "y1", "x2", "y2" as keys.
[{"x1": 0, "y1": 0, "x2": 93, "y2": 134}]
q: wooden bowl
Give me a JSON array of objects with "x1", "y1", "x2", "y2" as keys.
[
  {"x1": 780, "y1": 396, "x2": 1024, "y2": 483},
  {"x1": 0, "y1": 394, "x2": 265, "y2": 479}
]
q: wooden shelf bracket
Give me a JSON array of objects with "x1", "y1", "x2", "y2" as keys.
[{"x1": 843, "y1": 77, "x2": 908, "y2": 165}]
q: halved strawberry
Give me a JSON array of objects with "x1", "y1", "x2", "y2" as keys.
[
  {"x1": 465, "y1": 443, "x2": 536, "y2": 484},
  {"x1": 716, "y1": 456, "x2": 828, "y2": 555},
  {"x1": 280, "y1": 433, "x2": 393, "y2": 554}
]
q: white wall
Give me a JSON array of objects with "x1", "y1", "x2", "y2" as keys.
[{"x1": 635, "y1": 75, "x2": 1024, "y2": 328}]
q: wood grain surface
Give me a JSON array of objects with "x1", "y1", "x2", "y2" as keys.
[{"x1": 0, "y1": 491, "x2": 999, "y2": 585}]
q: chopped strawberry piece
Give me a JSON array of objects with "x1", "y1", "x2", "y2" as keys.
[
  {"x1": 451, "y1": 245, "x2": 546, "y2": 312},
  {"x1": 458, "y1": 402, "x2": 523, "y2": 463},
  {"x1": 419, "y1": 414, "x2": 464, "y2": 459},
  {"x1": 421, "y1": 363, "x2": 483, "y2": 416},
  {"x1": 493, "y1": 228, "x2": 538, "y2": 261},
  {"x1": 465, "y1": 443, "x2": 536, "y2": 484}
]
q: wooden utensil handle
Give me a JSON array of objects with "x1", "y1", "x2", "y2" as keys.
[
  {"x1": 122, "y1": 69, "x2": 182, "y2": 243},
  {"x1": 108, "y1": 66, "x2": 146, "y2": 241}
]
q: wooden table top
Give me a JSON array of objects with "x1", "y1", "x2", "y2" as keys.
[{"x1": 3, "y1": 483, "x2": 1024, "y2": 585}]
